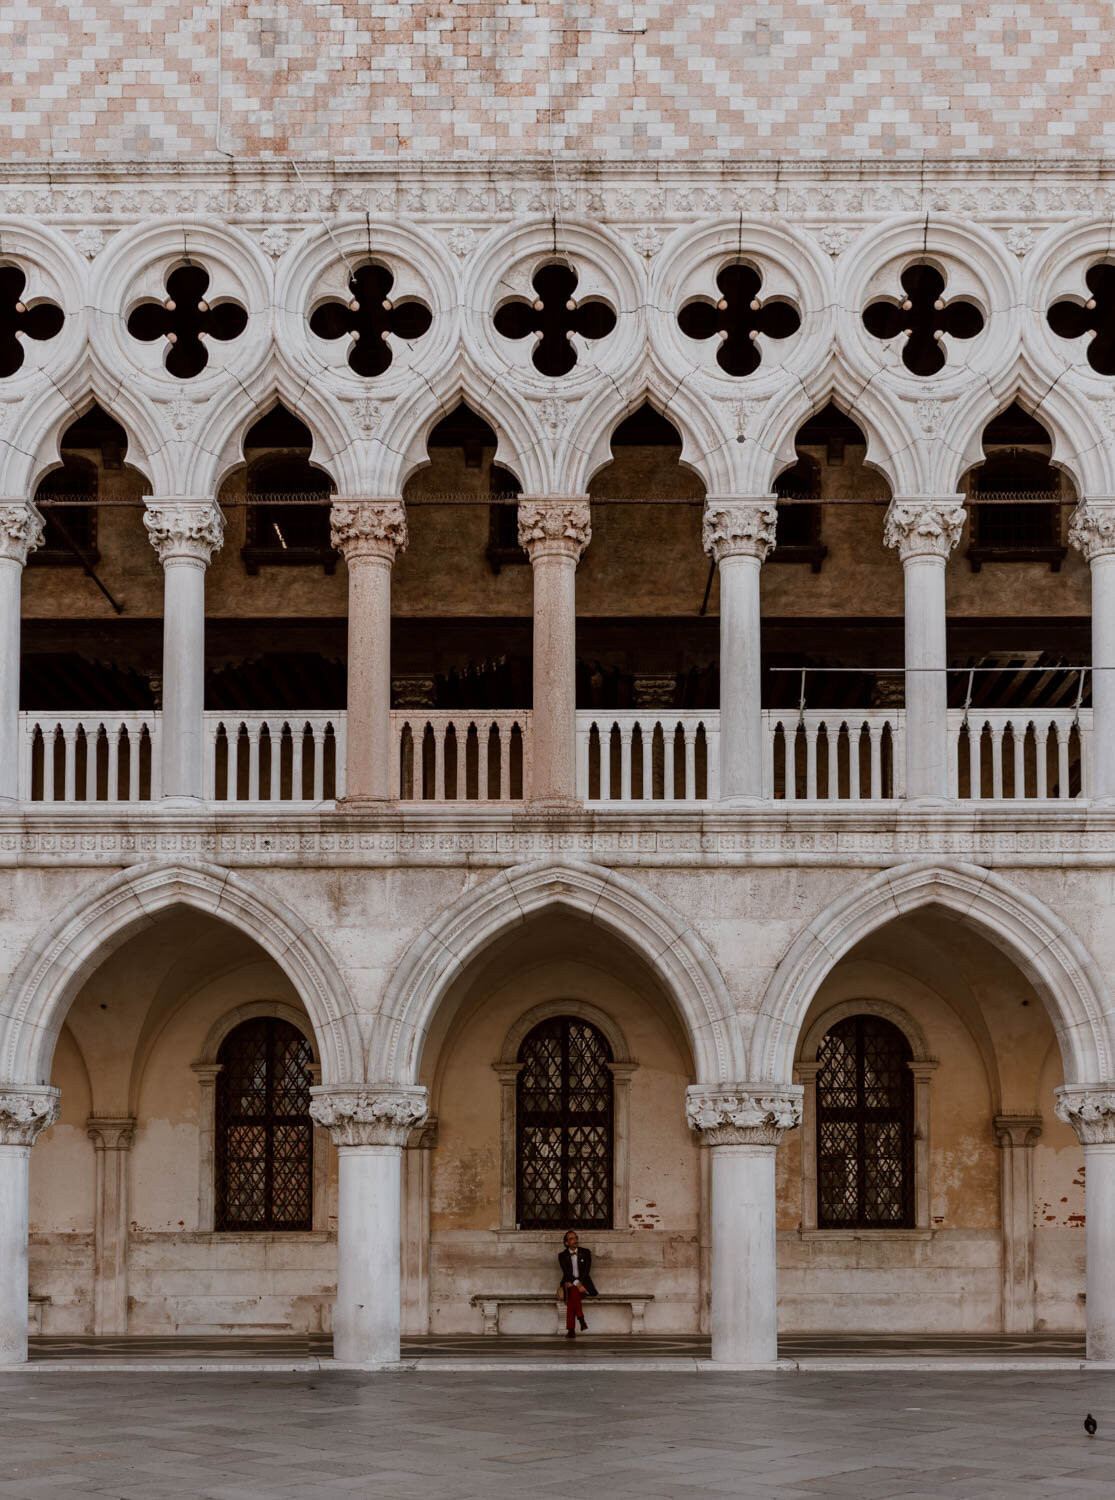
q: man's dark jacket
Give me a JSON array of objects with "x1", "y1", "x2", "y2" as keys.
[{"x1": 558, "y1": 1246, "x2": 598, "y2": 1298}]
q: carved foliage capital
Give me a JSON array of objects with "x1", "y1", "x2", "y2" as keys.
[
  {"x1": 517, "y1": 499, "x2": 591, "y2": 562},
  {"x1": 1055, "y1": 1086, "x2": 1115, "y2": 1145},
  {"x1": 686, "y1": 1085, "x2": 803, "y2": 1146},
  {"x1": 0, "y1": 503, "x2": 45, "y2": 564},
  {"x1": 329, "y1": 500, "x2": 408, "y2": 562},
  {"x1": 86, "y1": 1116, "x2": 138, "y2": 1152},
  {"x1": 143, "y1": 501, "x2": 225, "y2": 565},
  {"x1": 702, "y1": 501, "x2": 778, "y2": 563},
  {"x1": 883, "y1": 499, "x2": 966, "y2": 560},
  {"x1": 1068, "y1": 502, "x2": 1115, "y2": 563},
  {"x1": 309, "y1": 1086, "x2": 429, "y2": 1147},
  {"x1": 0, "y1": 1087, "x2": 61, "y2": 1146}
]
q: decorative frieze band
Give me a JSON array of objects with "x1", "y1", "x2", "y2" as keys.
[
  {"x1": 686, "y1": 1085, "x2": 803, "y2": 1146},
  {"x1": 883, "y1": 499, "x2": 967, "y2": 562},
  {"x1": 329, "y1": 500, "x2": 409, "y2": 563},
  {"x1": 517, "y1": 499, "x2": 592, "y2": 563},
  {"x1": 309, "y1": 1086, "x2": 429, "y2": 1147},
  {"x1": 1054, "y1": 1086, "x2": 1115, "y2": 1145},
  {"x1": 143, "y1": 501, "x2": 225, "y2": 567},
  {"x1": 702, "y1": 501, "x2": 778, "y2": 564},
  {"x1": 0, "y1": 504, "x2": 45, "y2": 566},
  {"x1": 0, "y1": 1086, "x2": 61, "y2": 1146}
]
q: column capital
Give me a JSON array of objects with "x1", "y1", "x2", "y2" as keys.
[
  {"x1": 330, "y1": 499, "x2": 408, "y2": 563},
  {"x1": 0, "y1": 503, "x2": 45, "y2": 565},
  {"x1": 143, "y1": 499, "x2": 224, "y2": 566},
  {"x1": 1068, "y1": 501, "x2": 1115, "y2": 563},
  {"x1": 883, "y1": 496, "x2": 966, "y2": 561},
  {"x1": 86, "y1": 1116, "x2": 137, "y2": 1152},
  {"x1": 310, "y1": 1085, "x2": 429, "y2": 1147},
  {"x1": 517, "y1": 497, "x2": 591, "y2": 563},
  {"x1": 1055, "y1": 1085, "x2": 1115, "y2": 1144},
  {"x1": 702, "y1": 499, "x2": 777, "y2": 564},
  {"x1": 686, "y1": 1084, "x2": 803, "y2": 1146},
  {"x1": 993, "y1": 1113, "x2": 1042, "y2": 1149},
  {"x1": 0, "y1": 1086, "x2": 61, "y2": 1146}
]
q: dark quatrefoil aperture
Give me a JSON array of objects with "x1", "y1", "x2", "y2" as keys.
[
  {"x1": 126, "y1": 264, "x2": 248, "y2": 379},
  {"x1": 677, "y1": 262, "x2": 801, "y2": 376},
  {"x1": 308, "y1": 262, "x2": 433, "y2": 377},
  {"x1": 493, "y1": 262, "x2": 617, "y2": 377},
  {"x1": 0, "y1": 266, "x2": 64, "y2": 377},
  {"x1": 1047, "y1": 264, "x2": 1115, "y2": 375},
  {"x1": 862, "y1": 263, "x2": 983, "y2": 377}
]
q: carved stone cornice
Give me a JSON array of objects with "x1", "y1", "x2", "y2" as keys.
[
  {"x1": 143, "y1": 501, "x2": 225, "y2": 566},
  {"x1": 883, "y1": 498, "x2": 966, "y2": 561},
  {"x1": 686, "y1": 1085, "x2": 803, "y2": 1146},
  {"x1": 86, "y1": 1116, "x2": 138, "y2": 1152},
  {"x1": 329, "y1": 500, "x2": 408, "y2": 563},
  {"x1": 702, "y1": 501, "x2": 778, "y2": 564},
  {"x1": 309, "y1": 1086, "x2": 429, "y2": 1147},
  {"x1": 517, "y1": 499, "x2": 591, "y2": 563},
  {"x1": 1055, "y1": 1086, "x2": 1115, "y2": 1145},
  {"x1": 993, "y1": 1113, "x2": 1042, "y2": 1149},
  {"x1": 0, "y1": 1086, "x2": 61, "y2": 1146},
  {"x1": 1068, "y1": 502, "x2": 1115, "y2": 564},
  {"x1": 0, "y1": 503, "x2": 45, "y2": 565}
]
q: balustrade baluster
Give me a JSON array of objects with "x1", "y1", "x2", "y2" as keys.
[
  {"x1": 107, "y1": 727, "x2": 120, "y2": 802},
  {"x1": 869, "y1": 725, "x2": 884, "y2": 801},
  {"x1": 847, "y1": 726, "x2": 861, "y2": 801},
  {"x1": 456, "y1": 725, "x2": 467, "y2": 801},
  {"x1": 684, "y1": 728, "x2": 697, "y2": 800},
  {"x1": 990, "y1": 724, "x2": 1005, "y2": 800},
  {"x1": 621, "y1": 728, "x2": 634, "y2": 800},
  {"x1": 269, "y1": 725, "x2": 282, "y2": 801},
  {"x1": 433, "y1": 724, "x2": 445, "y2": 801},
  {"x1": 663, "y1": 724, "x2": 675, "y2": 801},
  {"x1": 804, "y1": 723, "x2": 819, "y2": 799},
  {"x1": 1013, "y1": 723, "x2": 1027, "y2": 801},
  {"x1": 968, "y1": 721, "x2": 982, "y2": 800},
  {"x1": 497, "y1": 725, "x2": 509, "y2": 801},
  {"x1": 600, "y1": 725, "x2": 613, "y2": 800},
  {"x1": 641, "y1": 723, "x2": 653, "y2": 801},
  {"x1": 312, "y1": 728, "x2": 326, "y2": 801},
  {"x1": 43, "y1": 727, "x2": 56, "y2": 801},
  {"x1": 1034, "y1": 722, "x2": 1049, "y2": 800},
  {"x1": 63, "y1": 726, "x2": 77, "y2": 801},
  {"x1": 1056, "y1": 724, "x2": 1071, "y2": 800},
  {"x1": 291, "y1": 727, "x2": 305, "y2": 801},
  {"x1": 86, "y1": 727, "x2": 99, "y2": 801}
]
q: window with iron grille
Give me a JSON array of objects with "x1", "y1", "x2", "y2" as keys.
[
  {"x1": 516, "y1": 1016, "x2": 614, "y2": 1230},
  {"x1": 816, "y1": 1015, "x2": 914, "y2": 1229},
  {"x1": 215, "y1": 1018, "x2": 314, "y2": 1231}
]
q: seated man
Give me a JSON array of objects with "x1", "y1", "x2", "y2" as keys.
[{"x1": 557, "y1": 1229, "x2": 598, "y2": 1339}]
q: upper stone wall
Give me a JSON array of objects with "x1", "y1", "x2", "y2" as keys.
[{"x1": 5, "y1": 1, "x2": 1115, "y2": 162}]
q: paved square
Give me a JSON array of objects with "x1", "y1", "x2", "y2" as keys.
[{"x1": 2, "y1": 1370, "x2": 1114, "y2": 1498}]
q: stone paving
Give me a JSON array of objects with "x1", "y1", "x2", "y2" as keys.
[{"x1": 1, "y1": 1369, "x2": 1115, "y2": 1498}]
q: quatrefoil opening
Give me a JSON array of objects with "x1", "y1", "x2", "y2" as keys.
[
  {"x1": 126, "y1": 264, "x2": 248, "y2": 379},
  {"x1": 309, "y1": 262, "x2": 433, "y2": 378},
  {"x1": 1047, "y1": 263, "x2": 1115, "y2": 376},
  {"x1": 862, "y1": 263, "x2": 983, "y2": 377},
  {"x1": 493, "y1": 262, "x2": 617, "y2": 378},
  {"x1": 0, "y1": 265, "x2": 64, "y2": 377},
  {"x1": 677, "y1": 262, "x2": 801, "y2": 376}
]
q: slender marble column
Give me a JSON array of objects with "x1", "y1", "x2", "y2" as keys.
[
  {"x1": 994, "y1": 1113, "x2": 1042, "y2": 1334},
  {"x1": 1068, "y1": 502, "x2": 1115, "y2": 800},
  {"x1": 143, "y1": 501, "x2": 225, "y2": 799},
  {"x1": 686, "y1": 1085, "x2": 802, "y2": 1364},
  {"x1": 310, "y1": 1087, "x2": 428, "y2": 1365},
  {"x1": 0, "y1": 504, "x2": 45, "y2": 800},
  {"x1": 883, "y1": 498, "x2": 966, "y2": 800},
  {"x1": 87, "y1": 1117, "x2": 137, "y2": 1336},
  {"x1": 0, "y1": 1088, "x2": 61, "y2": 1365},
  {"x1": 1055, "y1": 1087, "x2": 1115, "y2": 1360},
  {"x1": 330, "y1": 502, "x2": 408, "y2": 802},
  {"x1": 702, "y1": 501, "x2": 777, "y2": 801},
  {"x1": 517, "y1": 499, "x2": 591, "y2": 803}
]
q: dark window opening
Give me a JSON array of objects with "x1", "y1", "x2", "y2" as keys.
[
  {"x1": 30, "y1": 457, "x2": 99, "y2": 568},
  {"x1": 215, "y1": 1017, "x2": 314, "y2": 1232},
  {"x1": 516, "y1": 1016, "x2": 614, "y2": 1230},
  {"x1": 963, "y1": 403, "x2": 1069, "y2": 571},
  {"x1": 485, "y1": 466, "x2": 525, "y2": 573},
  {"x1": 816, "y1": 1014, "x2": 914, "y2": 1230},
  {"x1": 241, "y1": 405, "x2": 336, "y2": 573}
]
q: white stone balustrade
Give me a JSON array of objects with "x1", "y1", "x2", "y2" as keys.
[
  {"x1": 576, "y1": 712, "x2": 719, "y2": 801},
  {"x1": 948, "y1": 709, "x2": 1089, "y2": 800},
  {"x1": 763, "y1": 710, "x2": 904, "y2": 801},
  {"x1": 205, "y1": 713, "x2": 345, "y2": 802},
  {"x1": 20, "y1": 713, "x2": 158, "y2": 801},
  {"x1": 392, "y1": 711, "x2": 531, "y2": 801}
]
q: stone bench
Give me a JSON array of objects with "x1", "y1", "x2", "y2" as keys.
[
  {"x1": 28, "y1": 1295, "x2": 50, "y2": 1335},
  {"x1": 470, "y1": 1292, "x2": 654, "y2": 1336}
]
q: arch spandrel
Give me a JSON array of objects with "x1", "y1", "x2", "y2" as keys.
[
  {"x1": 752, "y1": 860, "x2": 1114, "y2": 1088},
  {"x1": 372, "y1": 859, "x2": 743, "y2": 1088},
  {"x1": 0, "y1": 862, "x2": 361, "y2": 1089}
]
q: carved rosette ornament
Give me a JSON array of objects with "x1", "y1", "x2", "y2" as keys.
[
  {"x1": 685, "y1": 1085, "x2": 803, "y2": 1146},
  {"x1": 1054, "y1": 1086, "x2": 1115, "y2": 1145},
  {"x1": 0, "y1": 503, "x2": 45, "y2": 565},
  {"x1": 0, "y1": 1086, "x2": 61, "y2": 1146},
  {"x1": 702, "y1": 501, "x2": 778, "y2": 564},
  {"x1": 517, "y1": 499, "x2": 592, "y2": 563},
  {"x1": 143, "y1": 501, "x2": 225, "y2": 567},
  {"x1": 309, "y1": 1086, "x2": 429, "y2": 1147},
  {"x1": 329, "y1": 500, "x2": 409, "y2": 564},
  {"x1": 883, "y1": 499, "x2": 966, "y2": 561},
  {"x1": 1068, "y1": 502, "x2": 1115, "y2": 564}
]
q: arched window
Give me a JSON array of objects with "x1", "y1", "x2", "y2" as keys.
[
  {"x1": 816, "y1": 1014, "x2": 914, "y2": 1229},
  {"x1": 215, "y1": 1017, "x2": 314, "y2": 1231},
  {"x1": 516, "y1": 1016, "x2": 614, "y2": 1230}
]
